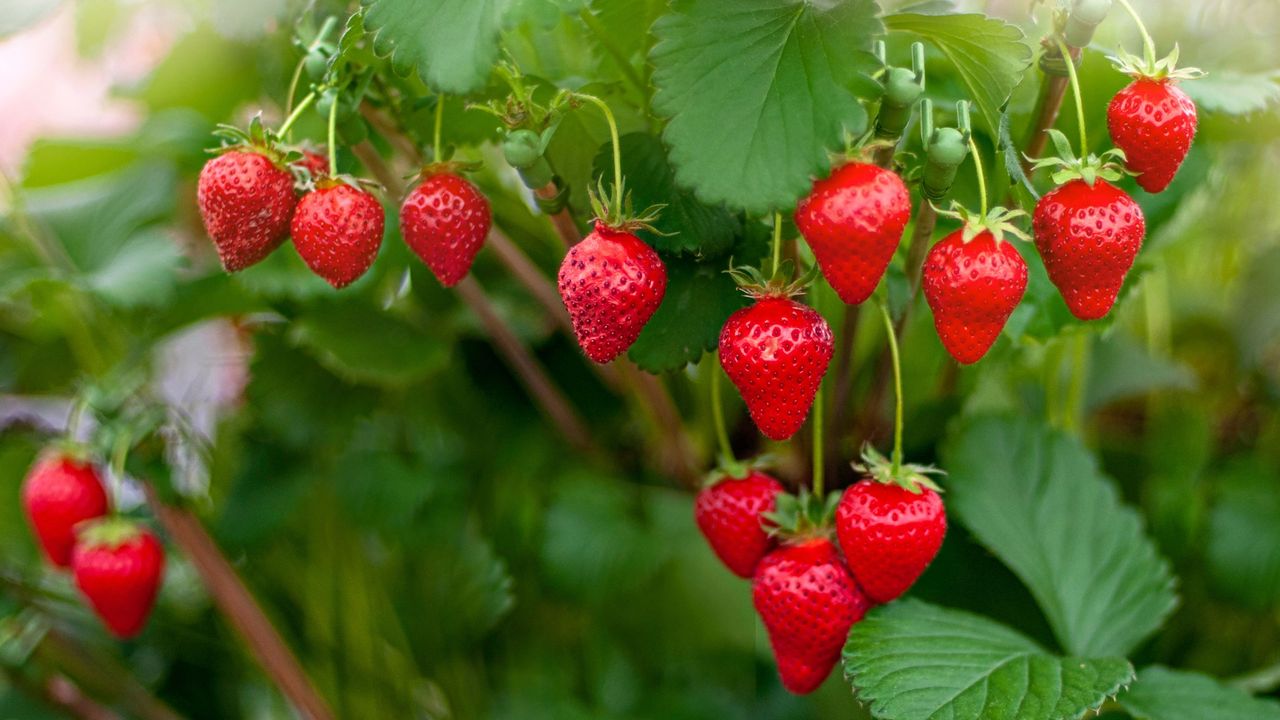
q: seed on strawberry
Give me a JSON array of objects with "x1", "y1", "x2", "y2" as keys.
[
  {"x1": 836, "y1": 478, "x2": 946, "y2": 604},
  {"x1": 695, "y1": 471, "x2": 784, "y2": 578},
  {"x1": 1108, "y1": 78, "x2": 1197, "y2": 193},
  {"x1": 72, "y1": 520, "x2": 165, "y2": 639},
  {"x1": 197, "y1": 150, "x2": 297, "y2": 271},
  {"x1": 794, "y1": 162, "x2": 912, "y2": 305},
  {"x1": 401, "y1": 170, "x2": 492, "y2": 287},
  {"x1": 21, "y1": 452, "x2": 109, "y2": 568},
  {"x1": 922, "y1": 227, "x2": 1027, "y2": 365},
  {"x1": 291, "y1": 180, "x2": 385, "y2": 289}
]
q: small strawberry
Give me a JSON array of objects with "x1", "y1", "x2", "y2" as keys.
[
  {"x1": 21, "y1": 452, "x2": 109, "y2": 568},
  {"x1": 1107, "y1": 47, "x2": 1202, "y2": 193},
  {"x1": 72, "y1": 519, "x2": 165, "y2": 639},
  {"x1": 291, "y1": 179, "x2": 385, "y2": 289},
  {"x1": 922, "y1": 205, "x2": 1028, "y2": 365},
  {"x1": 401, "y1": 168, "x2": 492, "y2": 287},
  {"x1": 694, "y1": 469, "x2": 784, "y2": 578},
  {"x1": 197, "y1": 149, "x2": 296, "y2": 271},
  {"x1": 794, "y1": 162, "x2": 912, "y2": 305},
  {"x1": 294, "y1": 149, "x2": 329, "y2": 180},
  {"x1": 836, "y1": 447, "x2": 946, "y2": 604}
]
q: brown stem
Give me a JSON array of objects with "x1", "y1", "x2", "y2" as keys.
[
  {"x1": 487, "y1": 230, "x2": 571, "y2": 335},
  {"x1": 143, "y1": 486, "x2": 335, "y2": 720},
  {"x1": 619, "y1": 364, "x2": 701, "y2": 487},
  {"x1": 903, "y1": 203, "x2": 938, "y2": 300},
  {"x1": 352, "y1": 141, "x2": 406, "y2": 197},
  {"x1": 536, "y1": 182, "x2": 582, "y2": 247},
  {"x1": 360, "y1": 103, "x2": 423, "y2": 165},
  {"x1": 38, "y1": 628, "x2": 187, "y2": 720},
  {"x1": 1020, "y1": 43, "x2": 1082, "y2": 174}
]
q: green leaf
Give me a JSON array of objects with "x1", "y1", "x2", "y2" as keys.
[
  {"x1": 1120, "y1": 666, "x2": 1280, "y2": 720},
  {"x1": 650, "y1": 0, "x2": 882, "y2": 213},
  {"x1": 361, "y1": 0, "x2": 506, "y2": 94},
  {"x1": 288, "y1": 303, "x2": 451, "y2": 387},
  {"x1": 1183, "y1": 72, "x2": 1280, "y2": 116},
  {"x1": 626, "y1": 257, "x2": 747, "y2": 373},
  {"x1": 943, "y1": 416, "x2": 1178, "y2": 657},
  {"x1": 593, "y1": 132, "x2": 738, "y2": 257},
  {"x1": 844, "y1": 600, "x2": 1134, "y2": 720},
  {"x1": 886, "y1": 12, "x2": 1032, "y2": 136},
  {"x1": 1206, "y1": 459, "x2": 1280, "y2": 609}
]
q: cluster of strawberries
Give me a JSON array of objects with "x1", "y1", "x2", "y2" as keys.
[{"x1": 20, "y1": 451, "x2": 165, "y2": 639}]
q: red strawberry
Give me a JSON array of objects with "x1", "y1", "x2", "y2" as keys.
[
  {"x1": 794, "y1": 162, "x2": 911, "y2": 304},
  {"x1": 294, "y1": 149, "x2": 329, "y2": 180},
  {"x1": 400, "y1": 171, "x2": 492, "y2": 287},
  {"x1": 694, "y1": 470, "x2": 784, "y2": 578},
  {"x1": 197, "y1": 150, "x2": 297, "y2": 271},
  {"x1": 72, "y1": 520, "x2": 165, "y2": 639},
  {"x1": 922, "y1": 220, "x2": 1028, "y2": 365},
  {"x1": 753, "y1": 538, "x2": 870, "y2": 694},
  {"x1": 21, "y1": 453, "x2": 109, "y2": 568},
  {"x1": 836, "y1": 479, "x2": 946, "y2": 604},
  {"x1": 558, "y1": 221, "x2": 666, "y2": 363},
  {"x1": 1107, "y1": 78, "x2": 1197, "y2": 193},
  {"x1": 291, "y1": 180, "x2": 385, "y2": 288},
  {"x1": 1033, "y1": 179, "x2": 1145, "y2": 320},
  {"x1": 719, "y1": 296, "x2": 833, "y2": 441}
]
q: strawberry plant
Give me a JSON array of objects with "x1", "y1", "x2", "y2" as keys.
[{"x1": 2, "y1": 0, "x2": 1280, "y2": 718}]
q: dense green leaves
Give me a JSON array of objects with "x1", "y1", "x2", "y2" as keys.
[
  {"x1": 626, "y1": 258, "x2": 747, "y2": 373},
  {"x1": 362, "y1": 0, "x2": 506, "y2": 93},
  {"x1": 1120, "y1": 666, "x2": 1280, "y2": 720},
  {"x1": 650, "y1": 0, "x2": 882, "y2": 213},
  {"x1": 944, "y1": 416, "x2": 1177, "y2": 657},
  {"x1": 844, "y1": 600, "x2": 1133, "y2": 720}
]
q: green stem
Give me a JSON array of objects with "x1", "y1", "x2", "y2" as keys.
[
  {"x1": 1045, "y1": 340, "x2": 1065, "y2": 428},
  {"x1": 967, "y1": 134, "x2": 988, "y2": 217},
  {"x1": 710, "y1": 358, "x2": 734, "y2": 465},
  {"x1": 432, "y1": 93, "x2": 445, "y2": 164},
  {"x1": 1055, "y1": 36, "x2": 1089, "y2": 154},
  {"x1": 575, "y1": 93, "x2": 623, "y2": 210},
  {"x1": 771, "y1": 212, "x2": 783, "y2": 277},
  {"x1": 283, "y1": 17, "x2": 338, "y2": 141},
  {"x1": 812, "y1": 383, "x2": 825, "y2": 497},
  {"x1": 876, "y1": 299, "x2": 904, "y2": 475},
  {"x1": 326, "y1": 91, "x2": 339, "y2": 177},
  {"x1": 1064, "y1": 332, "x2": 1089, "y2": 433},
  {"x1": 277, "y1": 91, "x2": 318, "y2": 139},
  {"x1": 1113, "y1": 0, "x2": 1158, "y2": 67}
]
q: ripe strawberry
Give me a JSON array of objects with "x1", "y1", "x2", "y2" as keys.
[
  {"x1": 21, "y1": 453, "x2": 109, "y2": 568},
  {"x1": 754, "y1": 538, "x2": 870, "y2": 694},
  {"x1": 558, "y1": 221, "x2": 666, "y2": 363},
  {"x1": 72, "y1": 520, "x2": 165, "y2": 639},
  {"x1": 197, "y1": 150, "x2": 297, "y2": 271},
  {"x1": 694, "y1": 470, "x2": 784, "y2": 578},
  {"x1": 794, "y1": 162, "x2": 911, "y2": 305},
  {"x1": 1108, "y1": 79, "x2": 1197, "y2": 193},
  {"x1": 291, "y1": 180, "x2": 385, "y2": 289},
  {"x1": 401, "y1": 170, "x2": 492, "y2": 287},
  {"x1": 1033, "y1": 179, "x2": 1145, "y2": 320},
  {"x1": 294, "y1": 149, "x2": 329, "y2": 180},
  {"x1": 719, "y1": 296, "x2": 833, "y2": 441},
  {"x1": 922, "y1": 210, "x2": 1028, "y2": 364}
]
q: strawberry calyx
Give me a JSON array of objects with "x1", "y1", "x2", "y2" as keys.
[
  {"x1": 413, "y1": 160, "x2": 483, "y2": 182},
  {"x1": 726, "y1": 260, "x2": 821, "y2": 300},
  {"x1": 1028, "y1": 129, "x2": 1131, "y2": 186},
  {"x1": 932, "y1": 201, "x2": 1029, "y2": 245},
  {"x1": 763, "y1": 488, "x2": 839, "y2": 543},
  {"x1": 588, "y1": 178, "x2": 667, "y2": 235},
  {"x1": 703, "y1": 454, "x2": 775, "y2": 487},
  {"x1": 75, "y1": 517, "x2": 146, "y2": 551},
  {"x1": 209, "y1": 116, "x2": 292, "y2": 167},
  {"x1": 1112, "y1": 44, "x2": 1205, "y2": 83},
  {"x1": 854, "y1": 445, "x2": 944, "y2": 495},
  {"x1": 46, "y1": 439, "x2": 94, "y2": 465},
  {"x1": 314, "y1": 174, "x2": 382, "y2": 195}
]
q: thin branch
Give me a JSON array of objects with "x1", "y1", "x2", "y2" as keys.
[
  {"x1": 1020, "y1": 43, "x2": 1082, "y2": 173},
  {"x1": 537, "y1": 181, "x2": 583, "y2": 248},
  {"x1": 37, "y1": 627, "x2": 187, "y2": 720}
]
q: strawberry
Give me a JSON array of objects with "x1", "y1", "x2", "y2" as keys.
[
  {"x1": 400, "y1": 170, "x2": 492, "y2": 287},
  {"x1": 197, "y1": 149, "x2": 297, "y2": 271},
  {"x1": 694, "y1": 470, "x2": 784, "y2": 578},
  {"x1": 794, "y1": 162, "x2": 911, "y2": 305},
  {"x1": 291, "y1": 180, "x2": 385, "y2": 289},
  {"x1": 558, "y1": 220, "x2": 666, "y2": 363},
  {"x1": 294, "y1": 149, "x2": 329, "y2": 180},
  {"x1": 922, "y1": 207, "x2": 1028, "y2": 365},
  {"x1": 835, "y1": 449, "x2": 946, "y2": 604},
  {"x1": 72, "y1": 520, "x2": 165, "y2": 639},
  {"x1": 754, "y1": 537, "x2": 869, "y2": 694},
  {"x1": 1033, "y1": 179, "x2": 1145, "y2": 320},
  {"x1": 1108, "y1": 79, "x2": 1197, "y2": 193},
  {"x1": 21, "y1": 452, "x2": 109, "y2": 568}
]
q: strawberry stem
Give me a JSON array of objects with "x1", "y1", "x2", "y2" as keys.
[
  {"x1": 1055, "y1": 36, "x2": 1090, "y2": 155},
  {"x1": 968, "y1": 134, "x2": 988, "y2": 217},
  {"x1": 326, "y1": 90, "x2": 339, "y2": 176},
  {"x1": 1114, "y1": 0, "x2": 1158, "y2": 70},
  {"x1": 575, "y1": 93, "x2": 623, "y2": 212},
  {"x1": 709, "y1": 357, "x2": 735, "y2": 465},
  {"x1": 770, "y1": 212, "x2": 783, "y2": 277},
  {"x1": 277, "y1": 90, "x2": 318, "y2": 139},
  {"x1": 1065, "y1": 332, "x2": 1089, "y2": 433},
  {"x1": 876, "y1": 298, "x2": 905, "y2": 476},
  {"x1": 283, "y1": 16, "x2": 338, "y2": 142},
  {"x1": 433, "y1": 93, "x2": 445, "y2": 164},
  {"x1": 812, "y1": 381, "x2": 825, "y2": 497}
]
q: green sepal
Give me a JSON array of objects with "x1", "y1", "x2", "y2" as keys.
[
  {"x1": 588, "y1": 177, "x2": 669, "y2": 235},
  {"x1": 75, "y1": 517, "x2": 147, "y2": 551},
  {"x1": 45, "y1": 439, "x2": 95, "y2": 465},
  {"x1": 1112, "y1": 43, "x2": 1206, "y2": 83},
  {"x1": 763, "y1": 487, "x2": 840, "y2": 541},
  {"x1": 1027, "y1": 129, "x2": 1131, "y2": 186},
  {"x1": 702, "y1": 454, "x2": 776, "y2": 487},
  {"x1": 725, "y1": 258, "x2": 820, "y2": 300},
  {"x1": 932, "y1": 202, "x2": 1030, "y2": 245},
  {"x1": 853, "y1": 445, "x2": 945, "y2": 494}
]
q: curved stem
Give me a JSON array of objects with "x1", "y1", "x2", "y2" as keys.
[
  {"x1": 432, "y1": 94, "x2": 445, "y2": 164},
  {"x1": 277, "y1": 91, "x2": 317, "y2": 139},
  {"x1": 283, "y1": 65, "x2": 306, "y2": 142},
  {"x1": 876, "y1": 299, "x2": 904, "y2": 476},
  {"x1": 1113, "y1": 0, "x2": 1158, "y2": 67},
  {"x1": 1055, "y1": 36, "x2": 1089, "y2": 154},
  {"x1": 326, "y1": 91, "x2": 339, "y2": 177},
  {"x1": 968, "y1": 135, "x2": 988, "y2": 217},
  {"x1": 709, "y1": 358, "x2": 734, "y2": 464},
  {"x1": 812, "y1": 384, "x2": 825, "y2": 497},
  {"x1": 575, "y1": 93, "x2": 623, "y2": 210},
  {"x1": 283, "y1": 17, "x2": 337, "y2": 142},
  {"x1": 771, "y1": 212, "x2": 783, "y2": 276}
]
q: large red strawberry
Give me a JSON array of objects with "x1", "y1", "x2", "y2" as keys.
[
  {"x1": 836, "y1": 448, "x2": 946, "y2": 604},
  {"x1": 1108, "y1": 79, "x2": 1197, "y2": 193},
  {"x1": 401, "y1": 169, "x2": 492, "y2": 287},
  {"x1": 291, "y1": 180, "x2": 385, "y2": 289},
  {"x1": 720, "y1": 294, "x2": 833, "y2": 441},
  {"x1": 558, "y1": 220, "x2": 666, "y2": 363},
  {"x1": 694, "y1": 470, "x2": 784, "y2": 578},
  {"x1": 72, "y1": 520, "x2": 165, "y2": 639},
  {"x1": 754, "y1": 537, "x2": 869, "y2": 694},
  {"x1": 21, "y1": 452, "x2": 109, "y2": 568},
  {"x1": 794, "y1": 162, "x2": 911, "y2": 305},
  {"x1": 1033, "y1": 179, "x2": 1145, "y2": 320},
  {"x1": 197, "y1": 149, "x2": 297, "y2": 271}
]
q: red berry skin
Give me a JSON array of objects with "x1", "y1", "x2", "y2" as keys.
[
  {"x1": 197, "y1": 150, "x2": 297, "y2": 272},
  {"x1": 922, "y1": 230, "x2": 1027, "y2": 365},
  {"x1": 835, "y1": 480, "x2": 947, "y2": 604},
  {"x1": 719, "y1": 297, "x2": 833, "y2": 441},
  {"x1": 694, "y1": 471, "x2": 785, "y2": 578},
  {"x1": 794, "y1": 163, "x2": 912, "y2": 305},
  {"x1": 557, "y1": 222, "x2": 667, "y2": 363},
  {"x1": 73, "y1": 530, "x2": 164, "y2": 639},
  {"x1": 1107, "y1": 78, "x2": 1197, "y2": 193},
  {"x1": 295, "y1": 150, "x2": 329, "y2": 180},
  {"x1": 20, "y1": 455, "x2": 109, "y2": 568},
  {"x1": 291, "y1": 183, "x2": 385, "y2": 289},
  {"x1": 753, "y1": 538, "x2": 870, "y2": 694},
  {"x1": 1033, "y1": 179, "x2": 1146, "y2": 321},
  {"x1": 400, "y1": 173, "x2": 492, "y2": 287}
]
